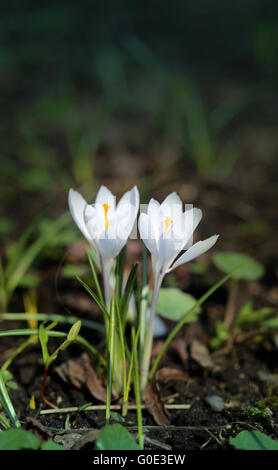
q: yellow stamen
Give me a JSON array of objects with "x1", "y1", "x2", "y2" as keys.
[
  {"x1": 103, "y1": 203, "x2": 110, "y2": 228},
  {"x1": 164, "y1": 216, "x2": 173, "y2": 232}
]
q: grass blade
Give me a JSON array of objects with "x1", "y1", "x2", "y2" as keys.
[
  {"x1": 87, "y1": 250, "x2": 104, "y2": 304},
  {"x1": 76, "y1": 275, "x2": 109, "y2": 321},
  {"x1": 0, "y1": 371, "x2": 21, "y2": 428}
]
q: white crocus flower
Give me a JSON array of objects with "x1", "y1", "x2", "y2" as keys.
[
  {"x1": 68, "y1": 185, "x2": 139, "y2": 307},
  {"x1": 138, "y1": 192, "x2": 219, "y2": 391}
]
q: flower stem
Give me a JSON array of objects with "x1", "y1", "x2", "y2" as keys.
[
  {"x1": 140, "y1": 273, "x2": 162, "y2": 394},
  {"x1": 223, "y1": 278, "x2": 239, "y2": 330},
  {"x1": 106, "y1": 298, "x2": 116, "y2": 423},
  {"x1": 101, "y1": 258, "x2": 112, "y2": 311}
]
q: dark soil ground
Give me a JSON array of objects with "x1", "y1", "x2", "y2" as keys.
[{"x1": 1, "y1": 262, "x2": 278, "y2": 451}]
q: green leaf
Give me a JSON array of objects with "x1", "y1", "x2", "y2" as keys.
[
  {"x1": 67, "y1": 320, "x2": 82, "y2": 342},
  {"x1": 120, "y1": 263, "x2": 138, "y2": 323},
  {"x1": 263, "y1": 317, "x2": 278, "y2": 329},
  {"x1": 0, "y1": 371, "x2": 21, "y2": 428},
  {"x1": 230, "y1": 430, "x2": 278, "y2": 450},
  {"x1": 47, "y1": 320, "x2": 81, "y2": 365},
  {"x1": 115, "y1": 246, "x2": 127, "y2": 303},
  {"x1": 154, "y1": 287, "x2": 200, "y2": 322},
  {"x1": 38, "y1": 324, "x2": 49, "y2": 365},
  {"x1": 212, "y1": 251, "x2": 264, "y2": 281},
  {"x1": 210, "y1": 321, "x2": 229, "y2": 349},
  {"x1": 87, "y1": 251, "x2": 104, "y2": 303},
  {"x1": 41, "y1": 440, "x2": 66, "y2": 450},
  {"x1": 236, "y1": 301, "x2": 276, "y2": 326},
  {"x1": 76, "y1": 275, "x2": 109, "y2": 321},
  {"x1": 0, "y1": 429, "x2": 41, "y2": 450},
  {"x1": 94, "y1": 424, "x2": 140, "y2": 450}
]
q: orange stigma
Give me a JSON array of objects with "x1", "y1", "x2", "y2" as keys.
[
  {"x1": 103, "y1": 203, "x2": 110, "y2": 228},
  {"x1": 164, "y1": 216, "x2": 173, "y2": 232}
]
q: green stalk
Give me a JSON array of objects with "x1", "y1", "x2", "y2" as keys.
[
  {"x1": 106, "y1": 298, "x2": 116, "y2": 423},
  {"x1": 132, "y1": 327, "x2": 144, "y2": 449},
  {"x1": 115, "y1": 304, "x2": 127, "y2": 412},
  {"x1": 122, "y1": 350, "x2": 134, "y2": 418},
  {"x1": 0, "y1": 371, "x2": 21, "y2": 428},
  {"x1": 0, "y1": 329, "x2": 107, "y2": 368},
  {"x1": 139, "y1": 243, "x2": 148, "y2": 363},
  {"x1": 0, "y1": 412, "x2": 10, "y2": 429},
  {"x1": 0, "y1": 313, "x2": 104, "y2": 333},
  {"x1": 87, "y1": 251, "x2": 104, "y2": 305},
  {"x1": 149, "y1": 271, "x2": 233, "y2": 382}
]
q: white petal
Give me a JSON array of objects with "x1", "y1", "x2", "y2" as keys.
[
  {"x1": 147, "y1": 198, "x2": 160, "y2": 218},
  {"x1": 68, "y1": 189, "x2": 91, "y2": 242},
  {"x1": 95, "y1": 185, "x2": 116, "y2": 209},
  {"x1": 116, "y1": 186, "x2": 140, "y2": 236},
  {"x1": 156, "y1": 230, "x2": 184, "y2": 273},
  {"x1": 180, "y1": 207, "x2": 203, "y2": 244},
  {"x1": 117, "y1": 185, "x2": 139, "y2": 213},
  {"x1": 161, "y1": 191, "x2": 182, "y2": 208},
  {"x1": 147, "y1": 198, "x2": 162, "y2": 241},
  {"x1": 169, "y1": 234, "x2": 219, "y2": 271},
  {"x1": 138, "y1": 213, "x2": 159, "y2": 256}
]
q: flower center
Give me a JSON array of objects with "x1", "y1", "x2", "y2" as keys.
[
  {"x1": 103, "y1": 203, "x2": 110, "y2": 228},
  {"x1": 164, "y1": 216, "x2": 173, "y2": 232}
]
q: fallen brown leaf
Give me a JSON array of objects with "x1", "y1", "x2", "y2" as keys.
[
  {"x1": 169, "y1": 338, "x2": 188, "y2": 364},
  {"x1": 155, "y1": 367, "x2": 188, "y2": 384},
  {"x1": 144, "y1": 382, "x2": 170, "y2": 426},
  {"x1": 190, "y1": 338, "x2": 214, "y2": 369},
  {"x1": 55, "y1": 353, "x2": 107, "y2": 402}
]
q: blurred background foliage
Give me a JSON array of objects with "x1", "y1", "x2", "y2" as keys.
[{"x1": 0, "y1": 0, "x2": 278, "y2": 263}]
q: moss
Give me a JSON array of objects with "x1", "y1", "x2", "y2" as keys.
[
  {"x1": 257, "y1": 396, "x2": 278, "y2": 411},
  {"x1": 243, "y1": 406, "x2": 273, "y2": 423}
]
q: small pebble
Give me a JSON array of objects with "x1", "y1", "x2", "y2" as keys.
[{"x1": 205, "y1": 395, "x2": 225, "y2": 412}]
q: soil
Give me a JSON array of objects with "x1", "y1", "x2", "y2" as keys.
[{"x1": 1, "y1": 273, "x2": 278, "y2": 451}]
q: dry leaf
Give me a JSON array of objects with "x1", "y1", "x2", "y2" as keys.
[
  {"x1": 55, "y1": 359, "x2": 85, "y2": 389},
  {"x1": 155, "y1": 367, "x2": 187, "y2": 383},
  {"x1": 144, "y1": 382, "x2": 170, "y2": 426},
  {"x1": 170, "y1": 338, "x2": 188, "y2": 364},
  {"x1": 190, "y1": 339, "x2": 214, "y2": 369},
  {"x1": 55, "y1": 353, "x2": 107, "y2": 402}
]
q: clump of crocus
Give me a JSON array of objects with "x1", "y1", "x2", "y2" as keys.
[
  {"x1": 138, "y1": 192, "x2": 219, "y2": 391},
  {"x1": 69, "y1": 186, "x2": 219, "y2": 397}
]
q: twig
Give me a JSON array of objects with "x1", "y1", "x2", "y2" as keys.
[{"x1": 40, "y1": 403, "x2": 191, "y2": 415}]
